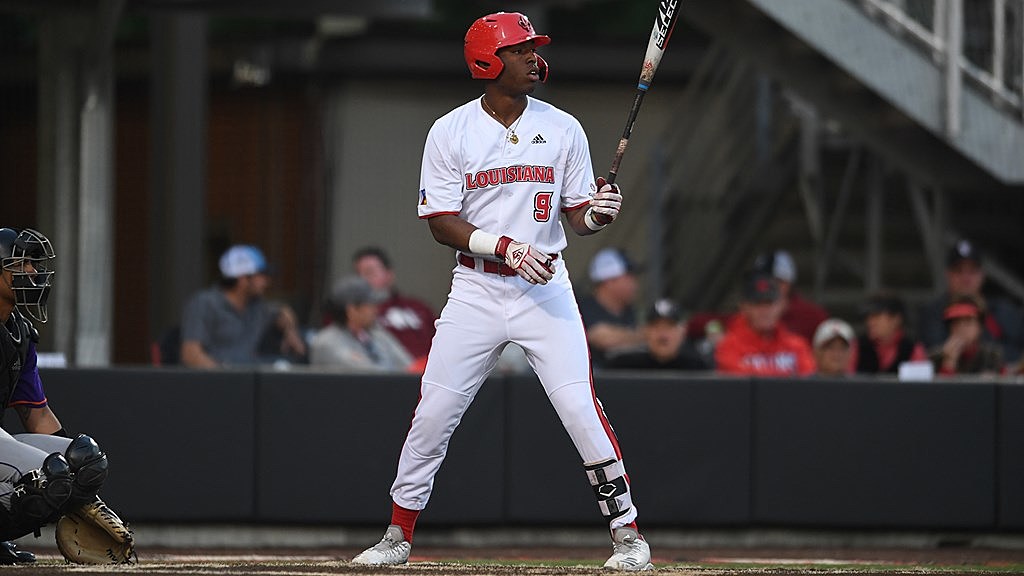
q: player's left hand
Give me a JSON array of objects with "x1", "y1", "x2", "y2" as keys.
[
  {"x1": 590, "y1": 177, "x2": 622, "y2": 225},
  {"x1": 497, "y1": 236, "x2": 554, "y2": 285}
]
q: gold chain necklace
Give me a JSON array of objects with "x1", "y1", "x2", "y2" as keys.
[{"x1": 481, "y1": 96, "x2": 522, "y2": 144}]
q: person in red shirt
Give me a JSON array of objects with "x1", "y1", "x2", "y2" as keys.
[
  {"x1": 851, "y1": 292, "x2": 927, "y2": 374},
  {"x1": 715, "y1": 272, "x2": 816, "y2": 376},
  {"x1": 753, "y1": 250, "x2": 829, "y2": 343},
  {"x1": 352, "y1": 247, "x2": 438, "y2": 368}
]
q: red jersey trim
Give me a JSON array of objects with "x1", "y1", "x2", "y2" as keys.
[
  {"x1": 8, "y1": 398, "x2": 48, "y2": 408},
  {"x1": 562, "y1": 200, "x2": 590, "y2": 213},
  {"x1": 419, "y1": 211, "x2": 461, "y2": 220}
]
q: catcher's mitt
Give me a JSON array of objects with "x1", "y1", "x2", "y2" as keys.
[{"x1": 55, "y1": 499, "x2": 135, "y2": 564}]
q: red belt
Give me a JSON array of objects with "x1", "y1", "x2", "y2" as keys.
[{"x1": 458, "y1": 253, "x2": 557, "y2": 277}]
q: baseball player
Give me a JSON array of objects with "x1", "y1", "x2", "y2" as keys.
[
  {"x1": 0, "y1": 228, "x2": 133, "y2": 562},
  {"x1": 352, "y1": 12, "x2": 652, "y2": 571}
]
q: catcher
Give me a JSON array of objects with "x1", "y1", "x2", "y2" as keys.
[{"x1": 0, "y1": 227, "x2": 134, "y2": 564}]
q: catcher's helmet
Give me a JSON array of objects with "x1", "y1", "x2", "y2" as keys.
[
  {"x1": 464, "y1": 12, "x2": 550, "y2": 81},
  {"x1": 0, "y1": 227, "x2": 55, "y2": 323}
]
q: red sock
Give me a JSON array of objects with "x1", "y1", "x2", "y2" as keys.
[{"x1": 391, "y1": 502, "x2": 420, "y2": 543}]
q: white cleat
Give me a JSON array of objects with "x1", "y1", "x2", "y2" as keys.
[
  {"x1": 351, "y1": 525, "x2": 411, "y2": 566},
  {"x1": 603, "y1": 526, "x2": 654, "y2": 571}
]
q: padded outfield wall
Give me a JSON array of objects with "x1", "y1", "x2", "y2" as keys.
[{"x1": 12, "y1": 368, "x2": 1023, "y2": 530}]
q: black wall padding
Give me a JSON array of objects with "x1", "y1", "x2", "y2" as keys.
[
  {"x1": 40, "y1": 368, "x2": 257, "y2": 520},
  {"x1": 31, "y1": 368, "x2": 1022, "y2": 530},
  {"x1": 752, "y1": 378, "x2": 995, "y2": 528},
  {"x1": 998, "y1": 383, "x2": 1024, "y2": 528}
]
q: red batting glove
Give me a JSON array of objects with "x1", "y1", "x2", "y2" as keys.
[{"x1": 496, "y1": 236, "x2": 554, "y2": 285}]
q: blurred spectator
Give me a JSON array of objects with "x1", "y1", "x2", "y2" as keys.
[
  {"x1": 310, "y1": 275, "x2": 414, "y2": 372},
  {"x1": 715, "y1": 272, "x2": 816, "y2": 376},
  {"x1": 918, "y1": 240, "x2": 1023, "y2": 364},
  {"x1": 852, "y1": 292, "x2": 927, "y2": 374},
  {"x1": 753, "y1": 250, "x2": 829, "y2": 343},
  {"x1": 352, "y1": 246, "x2": 438, "y2": 365},
  {"x1": 692, "y1": 317, "x2": 725, "y2": 369},
  {"x1": 605, "y1": 298, "x2": 710, "y2": 371},
  {"x1": 929, "y1": 294, "x2": 1005, "y2": 376},
  {"x1": 180, "y1": 245, "x2": 307, "y2": 368},
  {"x1": 812, "y1": 318, "x2": 855, "y2": 377},
  {"x1": 577, "y1": 248, "x2": 644, "y2": 368}
]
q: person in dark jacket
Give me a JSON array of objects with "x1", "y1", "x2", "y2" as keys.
[
  {"x1": 853, "y1": 292, "x2": 927, "y2": 374},
  {"x1": 918, "y1": 240, "x2": 1023, "y2": 364},
  {"x1": 930, "y1": 294, "x2": 1005, "y2": 376},
  {"x1": 605, "y1": 299, "x2": 709, "y2": 371}
]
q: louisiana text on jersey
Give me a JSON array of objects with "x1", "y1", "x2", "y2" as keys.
[{"x1": 465, "y1": 165, "x2": 555, "y2": 190}]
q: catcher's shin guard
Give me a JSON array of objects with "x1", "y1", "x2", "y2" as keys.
[
  {"x1": 64, "y1": 434, "x2": 108, "y2": 505},
  {"x1": 584, "y1": 458, "x2": 633, "y2": 522},
  {"x1": 6, "y1": 453, "x2": 74, "y2": 538}
]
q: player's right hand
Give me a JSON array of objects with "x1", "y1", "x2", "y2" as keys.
[
  {"x1": 590, "y1": 176, "x2": 622, "y2": 226},
  {"x1": 496, "y1": 236, "x2": 554, "y2": 285}
]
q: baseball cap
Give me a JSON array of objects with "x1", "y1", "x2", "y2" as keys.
[
  {"x1": 330, "y1": 275, "x2": 387, "y2": 309},
  {"x1": 753, "y1": 250, "x2": 796, "y2": 283},
  {"x1": 947, "y1": 239, "x2": 982, "y2": 267},
  {"x1": 645, "y1": 298, "x2": 683, "y2": 323},
  {"x1": 589, "y1": 248, "x2": 637, "y2": 284},
  {"x1": 219, "y1": 245, "x2": 268, "y2": 278},
  {"x1": 943, "y1": 295, "x2": 984, "y2": 321},
  {"x1": 742, "y1": 272, "x2": 780, "y2": 303},
  {"x1": 812, "y1": 318, "x2": 855, "y2": 349}
]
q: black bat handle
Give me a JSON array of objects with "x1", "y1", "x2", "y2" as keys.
[{"x1": 607, "y1": 88, "x2": 648, "y2": 186}]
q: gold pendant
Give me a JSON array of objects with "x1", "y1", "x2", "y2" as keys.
[{"x1": 509, "y1": 132, "x2": 519, "y2": 145}]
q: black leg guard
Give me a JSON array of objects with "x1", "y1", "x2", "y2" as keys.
[
  {"x1": 64, "y1": 434, "x2": 108, "y2": 506},
  {"x1": 8, "y1": 453, "x2": 74, "y2": 536},
  {"x1": 584, "y1": 458, "x2": 633, "y2": 522}
]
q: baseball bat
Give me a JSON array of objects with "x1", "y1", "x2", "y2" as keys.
[{"x1": 606, "y1": 0, "x2": 683, "y2": 185}]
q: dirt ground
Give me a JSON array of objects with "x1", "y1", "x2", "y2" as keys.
[
  {"x1": 8, "y1": 543, "x2": 1024, "y2": 576},
  {"x1": 10, "y1": 524, "x2": 1024, "y2": 575}
]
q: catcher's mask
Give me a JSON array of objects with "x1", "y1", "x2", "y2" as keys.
[
  {"x1": 0, "y1": 228, "x2": 55, "y2": 323},
  {"x1": 464, "y1": 12, "x2": 550, "y2": 82}
]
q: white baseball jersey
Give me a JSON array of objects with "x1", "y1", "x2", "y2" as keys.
[
  {"x1": 390, "y1": 94, "x2": 640, "y2": 532},
  {"x1": 417, "y1": 95, "x2": 597, "y2": 256}
]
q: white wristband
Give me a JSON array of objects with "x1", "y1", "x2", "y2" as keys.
[
  {"x1": 468, "y1": 229, "x2": 501, "y2": 256},
  {"x1": 584, "y1": 208, "x2": 608, "y2": 231}
]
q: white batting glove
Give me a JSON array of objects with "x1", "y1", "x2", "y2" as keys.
[
  {"x1": 496, "y1": 236, "x2": 554, "y2": 285},
  {"x1": 585, "y1": 176, "x2": 622, "y2": 230}
]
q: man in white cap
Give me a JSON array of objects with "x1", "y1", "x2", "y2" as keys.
[
  {"x1": 577, "y1": 248, "x2": 644, "y2": 368},
  {"x1": 753, "y1": 250, "x2": 829, "y2": 343},
  {"x1": 180, "y1": 244, "x2": 306, "y2": 367},
  {"x1": 812, "y1": 318, "x2": 855, "y2": 377}
]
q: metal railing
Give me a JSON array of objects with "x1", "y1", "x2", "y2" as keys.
[{"x1": 859, "y1": 0, "x2": 1024, "y2": 130}]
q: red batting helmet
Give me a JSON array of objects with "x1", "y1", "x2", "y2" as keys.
[{"x1": 464, "y1": 12, "x2": 550, "y2": 81}]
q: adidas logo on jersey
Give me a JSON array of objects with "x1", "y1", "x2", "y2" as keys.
[{"x1": 531, "y1": 134, "x2": 546, "y2": 144}]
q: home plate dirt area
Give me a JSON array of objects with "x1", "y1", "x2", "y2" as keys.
[{"x1": 11, "y1": 543, "x2": 1024, "y2": 576}]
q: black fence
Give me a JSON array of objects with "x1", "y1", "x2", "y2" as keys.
[{"x1": 15, "y1": 368, "x2": 1024, "y2": 530}]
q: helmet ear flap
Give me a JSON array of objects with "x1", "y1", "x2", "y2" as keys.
[
  {"x1": 474, "y1": 54, "x2": 504, "y2": 80},
  {"x1": 536, "y1": 54, "x2": 549, "y2": 83}
]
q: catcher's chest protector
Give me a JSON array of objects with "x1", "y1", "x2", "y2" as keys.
[{"x1": 0, "y1": 312, "x2": 35, "y2": 414}]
